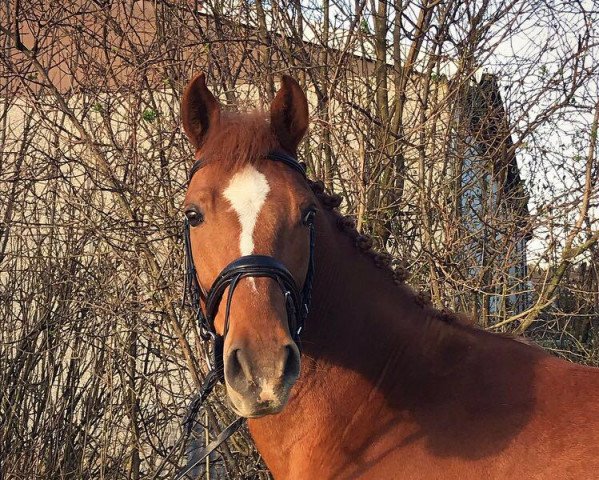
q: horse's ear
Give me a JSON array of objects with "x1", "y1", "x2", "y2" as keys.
[
  {"x1": 270, "y1": 75, "x2": 309, "y2": 154},
  {"x1": 181, "y1": 73, "x2": 221, "y2": 149}
]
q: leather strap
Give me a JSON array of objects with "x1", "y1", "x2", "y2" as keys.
[
  {"x1": 176, "y1": 416, "x2": 245, "y2": 480},
  {"x1": 183, "y1": 151, "x2": 313, "y2": 350},
  {"x1": 187, "y1": 150, "x2": 306, "y2": 184},
  {"x1": 183, "y1": 369, "x2": 220, "y2": 436},
  {"x1": 266, "y1": 150, "x2": 307, "y2": 178},
  {"x1": 205, "y1": 255, "x2": 302, "y2": 335}
]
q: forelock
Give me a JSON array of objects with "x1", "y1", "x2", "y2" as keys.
[{"x1": 199, "y1": 111, "x2": 278, "y2": 170}]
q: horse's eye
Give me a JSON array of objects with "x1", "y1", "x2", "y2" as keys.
[
  {"x1": 185, "y1": 208, "x2": 204, "y2": 227},
  {"x1": 302, "y1": 208, "x2": 316, "y2": 226}
]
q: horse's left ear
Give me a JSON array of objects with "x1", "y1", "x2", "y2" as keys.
[{"x1": 270, "y1": 75, "x2": 309, "y2": 154}]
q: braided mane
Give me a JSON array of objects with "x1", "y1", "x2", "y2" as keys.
[{"x1": 307, "y1": 178, "x2": 465, "y2": 326}]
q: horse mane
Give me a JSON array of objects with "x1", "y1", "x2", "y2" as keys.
[
  {"x1": 307, "y1": 179, "x2": 469, "y2": 327},
  {"x1": 199, "y1": 110, "x2": 277, "y2": 169}
]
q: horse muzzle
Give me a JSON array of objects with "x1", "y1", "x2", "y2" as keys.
[{"x1": 224, "y1": 342, "x2": 301, "y2": 417}]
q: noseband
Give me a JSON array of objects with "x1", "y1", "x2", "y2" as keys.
[{"x1": 183, "y1": 151, "x2": 315, "y2": 381}]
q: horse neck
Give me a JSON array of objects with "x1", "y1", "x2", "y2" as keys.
[
  {"x1": 248, "y1": 208, "x2": 447, "y2": 471},
  {"x1": 303, "y1": 211, "x2": 427, "y2": 371}
]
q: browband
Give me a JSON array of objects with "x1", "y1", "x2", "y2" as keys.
[{"x1": 188, "y1": 150, "x2": 306, "y2": 181}]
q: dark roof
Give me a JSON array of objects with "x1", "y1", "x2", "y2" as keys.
[{"x1": 470, "y1": 74, "x2": 530, "y2": 226}]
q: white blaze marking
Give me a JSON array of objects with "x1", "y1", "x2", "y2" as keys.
[{"x1": 223, "y1": 164, "x2": 270, "y2": 257}]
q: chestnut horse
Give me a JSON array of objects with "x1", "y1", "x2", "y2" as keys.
[{"x1": 181, "y1": 73, "x2": 599, "y2": 479}]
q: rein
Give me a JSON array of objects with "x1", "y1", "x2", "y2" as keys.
[{"x1": 178, "y1": 151, "x2": 314, "y2": 476}]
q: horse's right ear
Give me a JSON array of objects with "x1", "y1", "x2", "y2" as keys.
[
  {"x1": 181, "y1": 73, "x2": 221, "y2": 149},
  {"x1": 270, "y1": 75, "x2": 309, "y2": 154}
]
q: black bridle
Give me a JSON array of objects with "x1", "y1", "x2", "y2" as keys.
[
  {"x1": 177, "y1": 151, "x2": 315, "y2": 477},
  {"x1": 183, "y1": 150, "x2": 314, "y2": 377}
]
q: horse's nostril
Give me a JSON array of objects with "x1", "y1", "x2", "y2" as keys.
[
  {"x1": 225, "y1": 347, "x2": 256, "y2": 392},
  {"x1": 283, "y1": 344, "x2": 300, "y2": 382},
  {"x1": 228, "y1": 348, "x2": 243, "y2": 378}
]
